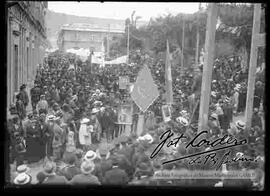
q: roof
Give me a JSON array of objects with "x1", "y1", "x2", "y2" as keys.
[{"x1": 61, "y1": 23, "x2": 125, "y2": 34}]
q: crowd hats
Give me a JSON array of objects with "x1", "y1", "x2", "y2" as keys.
[
  {"x1": 84, "y1": 150, "x2": 97, "y2": 162},
  {"x1": 236, "y1": 120, "x2": 245, "y2": 130},
  {"x1": 16, "y1": 165, "x2": 30, "y2": 174},
  {"x1": 210, "y1": 113, "x2": 218, "y2": 120},
  {"x1": 80, "y1": 161, "x2": 95, "y2": 175},
  {"x1": 47, "y1": 115, "x2": 55, "y2": 121},
  {"x1": 80, "y1": 118, "x2": 90, "y2": 124},
  {"x1": 234, "y1": 84, "x2": 241, "y2": 91},
  {"x1": 179, "y1": 117, "x2": 189, "y2": 126},
  {"x1": 224, "y1": 96, "x2": 231, "y2": 103},
  {"x1": 43, "y1": 161, "x2": 56, "y2": 176},
  {"x1": 91, "y1": 108, "x2": 99, "y2": 114},
  {"x1": 211, "y1": 91, "x2": 217, "y2": 97},
  {"x1": 13, "y1": 173, "x2": 31, "y2": 185}
]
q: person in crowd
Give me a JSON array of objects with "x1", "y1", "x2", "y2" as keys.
[
  {"x1": 19, "y1": 84, "x2": 29, "y2": 110},
  {"x1": 15, "y1": 92, "x2": 26, "y2": 120},
  {"x1": 88, "y1": 108, "x2": 102, "y2": 144},
  {"x1": 251, "y1": 108, "x2": 262, "y2": 129},
  {"x1": 24, "y1": 116, "x2": 42, "y2": 163},
  {"x1": 30, "y1": 82, "x2": 42, "y2": 111},
  {"x1": 42, "y1": 161, "x2": 67, "y2": 184},
  {"x1": 37, "y1": 95, "x2": 49, "y2": 115},
  {"x1": 50, "y1": 84, "x2": 60, "y2": 105},
  {"x1": 103, "y1": 157, "x2": 129, "y2": 185},
  {"x1": 59, "y1": 154, "x2": 81, "y2": 181},
  {"x1": 51, "y1": 116, "x2": 66, "y2": 163},
  {"x1": 69, "y1": 161, "x2": 100, "y2": 185},
  {"x1": 13, "y1": 172, "x2": 32, "y2": 185},
  {"x1": 79, "y1": 118, "x2": 92, "y2": 151},
  {"x1": 62, "y1": 121, "x2": 78, "y2": 164},
  {"x1": 36, "y1": 171, "x2": 47, "y2": 184}
]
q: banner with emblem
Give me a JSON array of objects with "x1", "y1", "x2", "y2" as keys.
[{"x1": 117, "y1": 104, "x2": 133, "y2": 125}]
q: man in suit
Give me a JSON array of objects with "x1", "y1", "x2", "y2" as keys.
[
  {"x1": 103, "y1": 157, "x2": 129, "y2": 185},
  {"x1": 69, "y1": 161, "x2": 100, "y2": 185},
  {"x1": 42, "y1": 161, "x2": 68, "y2": 184},
  {"x1": 30, "y1": 82, "x2": 42, "y2": 111}
]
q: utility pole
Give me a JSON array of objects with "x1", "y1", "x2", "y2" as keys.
[
  {"x1": 127, "y1": 22, "x2": 130, "y2": 64},
  {"x1": 245, "y1": 4, "x2": 265, "y2": 129},
  {"x1": 195, "y1": 3, "x2": 202, "y2": 67},
  {"x1": 107, "y1": 24, "x2": 110, "y2": 59},
  {"x1": 181, "y1": 17, "x2": 185, "y2": 76},
  {"x1": 198, "y1": 3, "x2": 218, "y2": 131}
]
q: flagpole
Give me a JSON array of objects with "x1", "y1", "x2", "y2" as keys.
[
  {"x1": 127, "y1": 22, "x2": 130, "y2": 64},
  {"x1": 181, "y1": 17, "x2": 185, "y2": 76},
  {"x1": 195, "y1": 3, "x2": 202, "y2": 67}
]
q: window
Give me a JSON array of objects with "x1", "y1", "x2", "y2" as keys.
[
  {"x1": 90, "y1": 35, "x2": 95, "y2": 41},
  {"x1": 14, "y1": 45, "x2": 19, "y2": 92}
]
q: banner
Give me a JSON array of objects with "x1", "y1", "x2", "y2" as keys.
[
  {"x1": 165, "y1": 40, "x2": 173, "y2": 104},
  {"x1": 117, "y1": 104, "x2": 133, "y2": 125}
]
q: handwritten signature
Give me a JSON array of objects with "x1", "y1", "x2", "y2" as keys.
[{"x1": 150, "y1": 129, "x2": 254, "y2": 170}]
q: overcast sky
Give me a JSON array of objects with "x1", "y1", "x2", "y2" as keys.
[{"x1": 48, "y1": 2, "x2": 206, "y2": 21}]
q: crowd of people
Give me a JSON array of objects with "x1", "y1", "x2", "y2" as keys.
[{"x1": 7, "y1": 49, "x2": 264, "y2": 189}]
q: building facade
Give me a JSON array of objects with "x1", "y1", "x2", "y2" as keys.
[
  {"x1": 6, "y1": 1, "x2": 48, "y2": 112},
  {"x1": 57, "y1": 23, "x2": 124, "y2": 52}
]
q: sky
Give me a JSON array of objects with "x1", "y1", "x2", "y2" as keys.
[{"x1": 48, "y1": 2, "x2": 206, "y2": 21}]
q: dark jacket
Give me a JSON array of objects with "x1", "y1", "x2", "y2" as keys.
[
  {"x1": 69, "y1": 173, "x2": 100, "y2": 185},
  {"x1": 103, "y1": 167, "x2": 129, "y2": 185},
  {"x1": 20, "y1": 90, "x2": 29, "y2": 107},
  {"x1": 60, "y1": 165, "x2": 81, "y2": 181},
  {"x1": 43, "y1": 175, "x2": 68, "y2": 184}
]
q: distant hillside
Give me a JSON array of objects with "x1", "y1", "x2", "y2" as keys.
[{"x1": 45, "y1": 10, "x2": 148, "y2": 49}]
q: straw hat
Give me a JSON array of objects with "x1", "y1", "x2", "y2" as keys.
[
  {"x1": 211, "y1": 91, "x2": 217, "y2": 97},
  {"x1": 210, "y1": 113, "x2": 218, "y2": 120},
  {"x1": 236, "y1": 120, "x2": 245, "y2": 130},
  {"x1": 142, "y1": 134, "x2": 154, "y2": 144},
  {"x1": 224, "y1": 96, "x2": 231, "y2": 103},
  {"x1": 80, "y1": 161, "x2": 95, "y2": 175},
  {"x1": 80, "y1": 118, "x2": 90, "y2": 124},
  {"x1": 13, "y1": 173, "x2": 31, "y2": 185},
  {"x1": 16, "y1": 165, "x2": 30, "y2": 174},
  {"x1": 47, "y1": 115, "x2": 55, "y2": 121},
  {"x1": 91, "y1": 108, "x2": 99, "y2": 114},
  {"x1": 176, "y1": 116, "x2": 188, "y2": 126},
  {"x1": 84, "y1": 150, "x2": 97, "y2": 162}
]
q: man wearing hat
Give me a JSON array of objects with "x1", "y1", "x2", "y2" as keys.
[
  {"x1": 52, "y1": 116, "x2": 66, "y2": 162},
  {"x1": 93, "y1": 147, "x2": 112, "y2": 183},
  {"x1": 19, "y1": 84, "x2": 29, "y2": 109},
  {"x1": 30, "y1": 82, "x2": 42, "y2": 111},
  {"x1": 42, "y1": 161, "x2": 68, "y2": 184},
  {"x1": 89, "y1": 108, "x2": 102, "y2": 144},
  {"x1": 15, "y1": 92, "x2": 26, "y2": 120},
  {"x1": 37, "y1": 94, "x2": 49, "y2": 115},
  {"x1": 69, "y1": 161, "x2": 101, "y2": 185},
  {"x1": 103, "y1": 156, "x2": 129, "y2": 185},
  {"x1": 13, "y1": 173, "x2": 32, "y2": 185}
]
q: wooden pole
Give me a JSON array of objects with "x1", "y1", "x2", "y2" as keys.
[
  {"x1": 107, "y1": 24, "x2": 110, "y2": 59},
  {"x1": 127, "y1": 23, "x2": 130, "y2": 64},
  {"x1": 181, "y1": 17, "x2": 185, "y2": 75},
  {"x1": 136, "y1": 113, "x2": 144, "y2": 136},
  {"x1": 195, "y1": 3, "x2": 202, "y2": 67},
  {"x1": 245, "y1": 4, "x2": 262, "y2": 129},
  {"x1": 198, "y1": 3, "x2": 218, "y2": 131}
]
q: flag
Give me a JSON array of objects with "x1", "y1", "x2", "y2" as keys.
[{"x1": 165, "y1": 40, "x2": 173, "y2": 104}]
